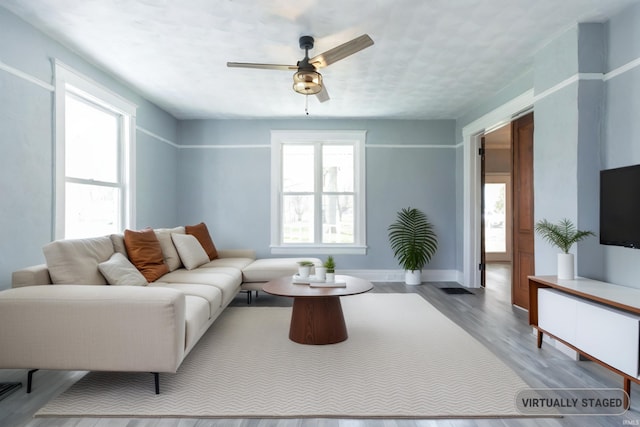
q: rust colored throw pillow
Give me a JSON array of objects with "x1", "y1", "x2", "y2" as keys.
[
  {"x1": 185, "y1": 222, "x2": 218, "y2": 260},
  {"x1": 123, "y1": 228, "x2": 169, "y2": 282}
]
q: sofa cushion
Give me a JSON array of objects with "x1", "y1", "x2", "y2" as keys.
[
  {"x1": 161, "y1": 266, "x2": 243, "y2": 283},
  {"x1": 43, "y1": 236, "x2": 115, "y2": 285},
  {"x1": 242, "y1": 257, "x2": 323, "y2": 282},
  {"x1": 150, "y1": 282, "x2": 222, "y2": 316},
  {"x1": 157, "y1": 268, "x2": 241, "y2": 307},
  {"x1": 185, "y1": 222, "x2": 218, "y2": 260},
  {"x1": 201, "y1": 257, "x2": 255, "y2": 270},
  {"x1": 154, "y1": 227, "x2": 185, "y2": 272},
  {"x1": 124, "y1": 228, "x2": 169, "y2": 282},
  {"x1": 98, "y1": 253, "x2": 148, "y2": 286},
  {"x1": 171, "y1": 234, "x2": 209, "y2": 270}
]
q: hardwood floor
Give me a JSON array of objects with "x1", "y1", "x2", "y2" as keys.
[{"x1": 2, "y1": 265, "x2": 639, "y2": 427}]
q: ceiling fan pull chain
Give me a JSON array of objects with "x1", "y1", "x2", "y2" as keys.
[{"x1": 305, "y1": 95, "x2": 309, "y2": 116}]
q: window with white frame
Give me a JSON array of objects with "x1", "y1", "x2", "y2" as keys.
[
  {"x1": 54, "y1": 61, "x2": 136, "y2": 239},
  {"x1": 271, "y1": 130, "x2": 366, "y2": 255}
]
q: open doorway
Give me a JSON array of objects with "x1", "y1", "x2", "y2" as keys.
[{"x1": 482, "y1": 124, "x2": 513, "y2": 295}]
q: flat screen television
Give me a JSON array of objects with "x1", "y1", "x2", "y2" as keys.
[{"x1": 600, "y1": 164, "x2": 640, "y2": 248}]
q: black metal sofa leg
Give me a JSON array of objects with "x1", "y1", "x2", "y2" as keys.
[
  {"x1": 27, "y1": 369, "x2": 39, "y2": 393},
  {"x1": 152, "y1": 372, "x2": 159, "y2": 394}
]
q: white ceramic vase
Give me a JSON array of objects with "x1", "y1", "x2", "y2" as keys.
[
  {"x1": 315, "y1": 266, "x2": 326, "y2": 281},
  {"x1": 405, "y1": 270, "x2": 422, "y2": 285},
  {"x1": 557, "y1": 253, "x2": 574, "y2": 280},
  {"x1": 325, "y1": 272, "x2": 335, "y2": 282}
]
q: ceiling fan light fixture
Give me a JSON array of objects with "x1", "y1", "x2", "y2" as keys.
[{"x1": 293, "y1": 70, "x2": 323, "y2": 95}]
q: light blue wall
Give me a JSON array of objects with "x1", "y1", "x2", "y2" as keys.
[
  {"x1": 532, "y1": 25, "x2": 605, "y2": 277},
  {"x1": 177, "y1": 119, "x2": 457, "y2": 270},
  {"x1": 602, "y1": 3, "x2": 640, "y2": 288},
  {"x1": 0, "y1": 7, "x2": 179, "y2": 289}
]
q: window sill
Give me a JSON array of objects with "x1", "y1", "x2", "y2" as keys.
[{"x1": 270, "y1": 245, "x2": 367, "y2": 255}]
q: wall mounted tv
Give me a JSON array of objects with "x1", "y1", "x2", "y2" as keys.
[{"x1": 600, "y1": 164, "x2": 640, "y2": 248}]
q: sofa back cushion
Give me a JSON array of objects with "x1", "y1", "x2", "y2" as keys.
[
  {"x1": 124, "y1": 228, "x2": 169, "y2": 282},
  {"x1": 110, "y1": 233, "x2": 128, "y2": 257},
  {"x1": 43, "y1": 236, "x2": 115, "y2": 285},
  {"x1": 185, "y1": 222, "x2": 218, "y2": 260},
  {"x1": 154, "y1": 227, "x2": 185, "y2": 272}
]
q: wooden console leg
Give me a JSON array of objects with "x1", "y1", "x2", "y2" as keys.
[{"x1": 624, "y1": 377, "x2": 631, "y2": 410}]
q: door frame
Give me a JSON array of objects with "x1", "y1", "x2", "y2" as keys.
[{"x1": 462, "y1": 90, "x2": 533, "y2": 288}]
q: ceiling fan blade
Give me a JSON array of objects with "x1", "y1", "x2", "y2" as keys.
[
  {"x1": 227, "y1": 62, "x2": 297, "y2": 71},
  {"x1": 316, "y1": 85, "x2": 330, "y2": 103},
  {"x1": 310, "y1": 34, "x2": 374, "y2": 68}
]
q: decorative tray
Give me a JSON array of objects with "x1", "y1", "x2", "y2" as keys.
[
  {"x1": 291, "y1": 274, "x2": 346, "y2": 287},
  {"x1": 309, "y1": 281, "x2": 346, "y2": 288}
]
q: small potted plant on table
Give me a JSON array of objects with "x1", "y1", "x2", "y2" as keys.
[
  {"x1": 297, "y1": 260, "x2": 314, "y2": 278},
  {"x1": 324, "y1": 256, "x2": 336, "y2": 282}
]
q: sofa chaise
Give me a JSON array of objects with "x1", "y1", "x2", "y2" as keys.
[{"x1": 0, "y1": 223, "x2": 320, "y2": 393}]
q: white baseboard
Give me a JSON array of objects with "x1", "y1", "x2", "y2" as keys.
[{"x1": 336, "y1": 269, "x2": 462, "y2": 284}]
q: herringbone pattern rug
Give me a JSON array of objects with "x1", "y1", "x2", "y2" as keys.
[{"x1": 37, "y1": 293, "x2": 529, "y2": 418}]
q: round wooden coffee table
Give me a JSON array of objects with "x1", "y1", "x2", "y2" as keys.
[{"x1": 262, "y1": 275, "x2": 373, "y2": 345}]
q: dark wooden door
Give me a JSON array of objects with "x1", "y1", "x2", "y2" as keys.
[{"x1": 511, "y1": 112, "x2": 534, "y2": 309}]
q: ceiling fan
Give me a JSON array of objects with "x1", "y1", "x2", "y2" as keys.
[{"x1": 227, "y1": 34, "x2": 374, "y2": 103}]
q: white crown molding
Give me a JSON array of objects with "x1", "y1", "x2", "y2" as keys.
[{"x1": 462, "y1": 90, "x2": 535, "y2": 139}]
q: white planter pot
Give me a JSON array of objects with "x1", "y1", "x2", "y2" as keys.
[
  {"x1": 298, "y1": 265, "x2": 311, "y2": 278},
  {"x1": 557, "y1": 253, "x2": 574, "y2": 280},
  {"x1": 325, "y1": 272, "x2": 335, "y2": 282},
  {"x1": 315, "y1": 266, "x2": 327, "y2": 281},
  {"x1": 405, "y1": 270, "x2": 422, "y2": 285}
]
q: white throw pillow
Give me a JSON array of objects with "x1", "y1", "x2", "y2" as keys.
[
  {"x1": 171, "y1": 233, "x2": 209, "y2": 270},
  {"x1": 98, "y1": 252, "x2": 148, "y2": 286}
]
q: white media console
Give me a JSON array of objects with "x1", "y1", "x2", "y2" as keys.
[{"x1": 529, "y1": 275, "x2": 640, "y2": 406}]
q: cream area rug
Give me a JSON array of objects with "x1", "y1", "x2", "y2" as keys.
[{"x1": 37, "y1": 293, "x2": 529, "y2": 419}]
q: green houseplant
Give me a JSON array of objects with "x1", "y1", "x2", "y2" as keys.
[
  {"x1": 323, "y1": 255, "x2": 335, "y2": 273},
  {"x1": 534, "y1": 218, "x2": 594, "y2": 279},
  {"x1": 388, "y1": 207, "x2": 438, "y2": 285},
  {"x1": 323, "y1": 256, "x2": 336, "y2": 282}
]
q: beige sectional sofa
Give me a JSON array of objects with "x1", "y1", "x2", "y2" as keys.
[{"x1": 0, "y1": 224, "x2": 320, "y2": 393}]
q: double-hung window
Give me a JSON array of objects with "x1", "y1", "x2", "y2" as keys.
[
  {"x1": 54, "y1": 61, "x2": 136, "y2": 239},
  {"x1": 271, "y1": 130, "x2": 366, "y2": 254}
]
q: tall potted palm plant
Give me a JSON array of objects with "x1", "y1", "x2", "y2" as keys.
[
  {"x1": 535, "y1": 218, "x2": 595, "y2": 280},
  {"x1": 388, "y1": 207, "x2": 438, "y2": 285}
]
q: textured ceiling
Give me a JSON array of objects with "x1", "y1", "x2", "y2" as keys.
[{"x1": 2, "y1": 0, "x2": 638, "y2": 119}]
